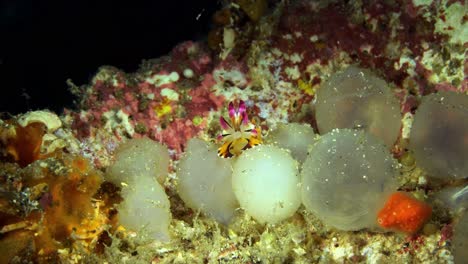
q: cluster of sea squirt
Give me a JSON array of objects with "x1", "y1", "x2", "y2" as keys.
[
  {"x1": 305, "y1": 66, "x2": 467, "y2": 233},
  {"x1": 172, "y1": 66, "x2": 468, "y2": 238},
  {"x1": 108, "y1": 66, "x2": 466, "y2": 240}
]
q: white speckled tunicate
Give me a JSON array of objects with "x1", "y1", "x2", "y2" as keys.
[
  {"x1": 315, "y1": 66, "x2": 401, "y2": 148},
  {"x1": 232, "y1": 145, "x2": 301, "y2": 224},
  {"x1": 301, "y1": 129, "x2": 398, "y2": 231},
  {"x1": 106, "y1": 138, "x2": 172, "y2": 241},
  {"x1": 106, "y1": 137, "x2": 170, "y2": 185},
  {"x1": 410, "y1": 91, "x2": 468, "y2": 179},
  {"x1": 453, "y1": 212, "x2": 468, "y2": 264},
  {"x1": 117, "y1": 177, "x2": 171, "y2": 241},
  {"x1": 267, "y1": 122, "x2": 316, "y2": 163},
  {"x1": 177, "y1": 139, "x2": 238, "y2": 224}
]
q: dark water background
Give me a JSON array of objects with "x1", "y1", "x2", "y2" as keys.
[{"x1": 1, "y1": 0, "x2": 218, "y2": 114}]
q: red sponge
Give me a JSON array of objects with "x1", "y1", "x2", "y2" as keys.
[{"x1": 377, "y1": 192, "x2": 432, "y2": 234}]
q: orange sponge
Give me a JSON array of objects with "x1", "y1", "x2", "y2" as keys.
[{"x1": 377, "y1": 192, "x2": 432, "y2": 233}]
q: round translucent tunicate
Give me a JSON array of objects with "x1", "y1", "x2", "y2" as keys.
[
  {"x1": 301, "y1": 129, "x2": 398, "y2": 231},
  {"x1": 315, "y1": 66, "x2": 401, "y2": 147},
  {"x1": 266, "y1": 122, "x2": 315, "y2": 163},
  {"x1": 118, "y1": 177, "x2": 171, "y2": 241},
  {"x1": 453, "y1": 212, "x2": 468, "y2": 264},
  {"x1": 410, "y1": 91, "x2": 468, "y2": 179},
  {"x1": 106, "y1": 137, "x2": 169, "y2": 185},
  {"x1": 177, "y1": 139, "x2": 238, "y2": 224},
  {"x1": 232, "y1": 145, "x2": 301, "y2": 224}
]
